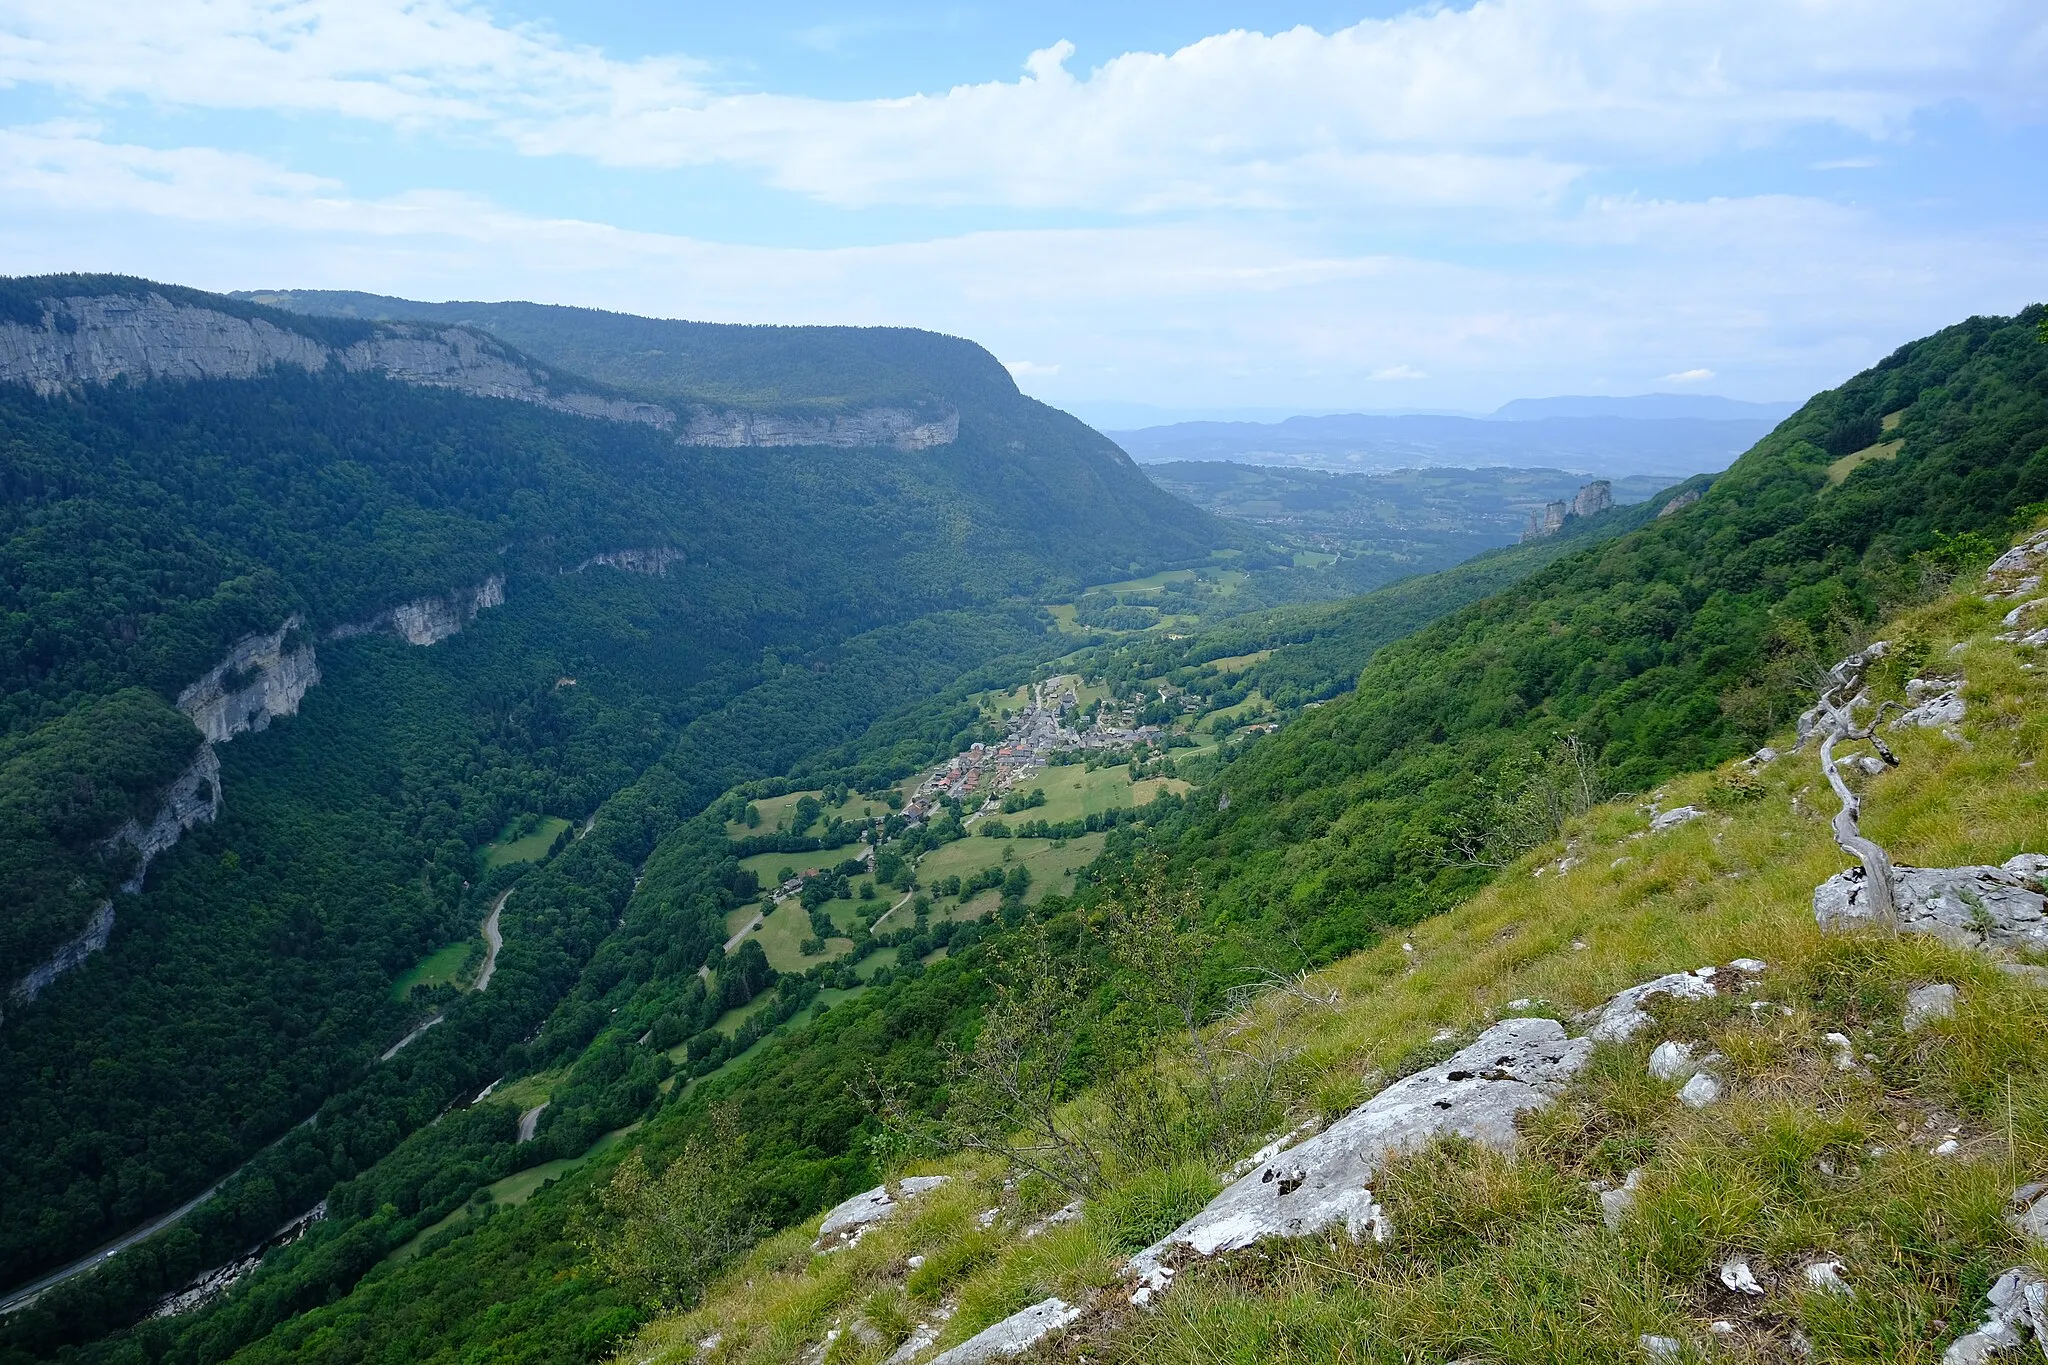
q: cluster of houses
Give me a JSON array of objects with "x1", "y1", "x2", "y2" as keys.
[{"x1": 896, "y1": 675, "x2": 1167, "y2": 825}]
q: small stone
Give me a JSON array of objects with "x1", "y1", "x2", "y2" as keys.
[
  {"x1": 1729, "y1": 958, "x2": 1767, "y2": 973},
  {"x1": 1802, "y1": 1259, "x2": 1851, "y2": 1295},
  {"x1": 1933, "y1": 1139, "x2": 1961, "y2": 1157},
  {"x1": 2001, "y1": 963, "x2": 2048, "y2": 989},
  {"x1": 1639, "y1": 1333, "x2": 1686, "y2": 1363},
  {"x1": 1572, "y1": 938, "x2": 1590, "y2": 950},
  {"x1": 1710, "y1": 1319, "x2": 1737, "y2": 1335},
  {"x1": 1651, "y1": 806, "x2": 1703, "y2": 832},
  {"x1": 1648, "y1": 1041, "x2": 1698, "y2": 1082},
  {"x1": 1720, "y1": 1253, "x2": 1765, "y2": 1296},
  {"x1": 1823, "y1": 1032, "x2": 1857, "y2": 1071},
  {"x1": 1904, "y1": 984, "x2": 1959, "y2": 1031},
  {"x1": 2010, "y1": 1186, "x2": 2048, "y2": 1246},
  {"x1": 1678, "y1": 1072, "x2": 1722, "y2": 1108},
  {"x1": 1507, "y1": 997, "x2": 1533, "y2": 1010},
  {"x1": 1598, "y1": 1169, "x2": 1644, "y2": 1231},
  {"x1": 906, "y1": 1255, "x2": 925, "y2": 1270},
  {"x1": 1401, "y1": 941, "x2": 1415, "y2": 953}
]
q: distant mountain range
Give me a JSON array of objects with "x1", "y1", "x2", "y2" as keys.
[{"x1": 1107, "y1": 393, "x2": 1799, "y2": 479}]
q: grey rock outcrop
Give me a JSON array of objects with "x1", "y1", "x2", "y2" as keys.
[
  {"x1": 0, "y1": 292, "x2": 669, "y2": 426},
  {"x1": 1903, "y1": 983, "x2": 1959, "y2": 1031},
  {"x1": 327, "y1": 576, "x2": 505, "y2": 647},
  {"x1": 1814, "y1": 857, "x2": 2048, "y2": 953},
  {"x1": 681, "y1": 405, "x2": 957, "y2": 451},
  {"x1": 574, "y1": 548, "x2": 683, "y2": 576},
  {"x1": 814, "y1": 1175, "x2": 950, "y2": 1250},
  {"x1": 1127, "y1": 1017, "x2": 1591, "y2": 1297},
  {"x1": 103, "y1": 745, "x2": 222, "y2": 893},
  {"x1": 1658, "y1": 489, "x2": 1702, "y2": 518},
  {"x1": 0, "y1": 290, "x2": 962, "y2": 452},
  {"x1": 923, "y1": 1298, "x2": 1082, "y2": 1365},
  {"x1": 1573, "y1": 480, "x2": 1614, "y2": 519},
  {"x1": 1650, "y1": 805, "x2": 1703, "y2": 832},
  {"x1": 1523, "y1": 500, "x2": 1569, "y2": 541},
  {"x1": 1941, "y1": 1268, "x2": 2048, "y2": 1364},
  {"x1": 1584, "y1": 968, "x2": 1728, "y2": 1042},
  {"x1": 5, "y1": 900, "x2": 114, "y2": 1016},
  {"x1": 1984, "y1": 530, "x2": 2048, "y2": 602},
  {"x1": 1891, "y1": 677, "x2": 1967, "y2": 730},
  {"x1": 177, "y1": 618, "x2": 320, "y2": 743}
]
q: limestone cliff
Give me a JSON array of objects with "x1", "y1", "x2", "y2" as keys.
[
  {"x1": 103, "y1": 745, "x2": 223, "y2": 894},
  {"x1": 0, "y1": 289, "x2": 960, "y2": 451},
  {"x1": 5, "y1": 575, "x2": 507, "y2": 1014},
  {"x1": 574, "y1": 548, "x2": 683, "y2": 576},
  {"x1": 329, "y1": 575, "x2": 505, "y2": 646},
  {"x1": 0, "y1": 292, "x2": 674, "y2": 431},
  {"x1": 678, "y1": 406, "x2": 958, "y2": 451},
  {"x1": 5, "y1": 901, "x2": 114, "y2": 1014},
  {"x1": 177, "y1": 617, "x2": 321, "y2": 743}
]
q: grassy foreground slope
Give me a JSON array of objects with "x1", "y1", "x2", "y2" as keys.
[{"x1": 622, "y1": 526, "x2": 2048, "y2": 1365}]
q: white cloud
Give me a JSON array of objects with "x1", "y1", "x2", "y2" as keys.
[
  {"x1": 1, "y1": 0, "x2": 2042, "y2": 212},
  {"x1": 5, "y1": 123, "x2": 2043, "y2": 412},
  {"x1": 1663, "y1": 368, "x2": 1717, "y2": 382}
]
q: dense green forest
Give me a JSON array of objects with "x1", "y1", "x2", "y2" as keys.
[
  {"x1": 6, "y1": 290, "x2": 2042, "y2": 1365},
  {"x1": 0, "y1": 275, "x2": 1227, "y2": 1310}
]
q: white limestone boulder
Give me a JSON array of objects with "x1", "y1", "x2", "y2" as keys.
[
  {"x1": 1126, "y1": 1018, "x2": 1591, "y2": 1296},
  {"x1": 815, "y1": 1176, "x2": 950, "y2": 1250},
  {"x1": 1814, "y1": 858, "x2": 2048, "y2": 953}
]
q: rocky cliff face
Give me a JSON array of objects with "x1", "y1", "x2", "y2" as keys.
[
  {"x1": 330, "y1": 575, "x2": 505, "y2": 646},
  {"x1": 5, "y1": 574, "x2": 509, "y2": 1015},
  {"x1": 0, "y1": 291, "x2": 960, "y2": 451},
  {"x1": 574, "y1": 548, "x2": 683, "y2": 576},
  {"x1": 177, "y1": 617, "x2": 321, "y2": 743},
  {"x1": 679, "y1": 406, "x2": 958, "y2": 451},
  {"x1": 6, "y1": 901, "x2": 114, "y2": 1014},
  {"x1": 0, "y1": 292, "x2": 674, "y2": 431},
  {"x1": 104, "y1": 745, "x2": 223, "y2": 894}
]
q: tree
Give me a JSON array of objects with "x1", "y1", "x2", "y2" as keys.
[{"x1": 578, "y1": 1106, "x2": 759, "y2": 1309}]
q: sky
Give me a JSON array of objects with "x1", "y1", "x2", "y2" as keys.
[{"x1": 0, "y1": 0, "x2": 2044, "y2": 424}]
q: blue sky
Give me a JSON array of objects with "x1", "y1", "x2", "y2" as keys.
[{"x1": 0, "y1": 0, "x2": 2044, "y2": 423}]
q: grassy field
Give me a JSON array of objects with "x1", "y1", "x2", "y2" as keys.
[
  {"x1": 1007, "y1": 764, "x2": 1187, "y2": 825},
  {"x1": 388, "y1": 941, "x2": 474, "y2": 1001},
  {"x1": 617, "y1": 556, "x2": 2048, "y2": 1365},
  {"x1": 480, "y1": 815, "x2": 571, "y2": 870},
  {"x1": 735, "y1": 846, "x2": 864, "y2": 891},
  {"x1": 1201, "y1": 688, "x2": 1269, "y2": 730},
  {"x1": 916, "y1": 832, "x2": 1109, "y2": 914},
  {"x1": 749, "y1": 900, "x2": 854, "y2": 973},
  {"x1": 389, "y1": 1123, "x2": 640, "y2": 1262},
  {"x1": 1204, "y1": 649, "x2": 1272, "y2": 674},
  {"x1": 726, "y1": 788, "x2": 884, "y2": 838}
]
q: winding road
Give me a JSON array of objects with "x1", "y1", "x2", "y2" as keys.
[{"x1": 0, "y1": 892, "x2": 516, "y2": 1313}]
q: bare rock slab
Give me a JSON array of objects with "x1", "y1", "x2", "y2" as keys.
[
  {"x1": 924, "y1": 1298, "x2": 1081, "y2": 1365},
  {"x1": 815, "y1": 1176, "x2": 949, "y2": 1250},
  {"x1": 1128, "y1": 1018, "x2": 1590, "y2": 1292},
  {"x1": 1814, "y1": 857, "x2": 2048, "y2": 953}
]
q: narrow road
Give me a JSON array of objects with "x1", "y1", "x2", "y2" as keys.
[
  {"x1": 1, "y1": 893, "x2": 520, "y2": 1314},
  {"x1": 473, "y1": 890, "x2": 510, "y2": 992},
  {"x1": 0, "y1": 1116, "x2": 314, "y2": 1315},
  {"x1": 723, "y1": 912, "x2": 764, "y2": 952}
]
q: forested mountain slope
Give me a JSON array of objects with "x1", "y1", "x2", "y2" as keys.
[
  {"x1": 1149, "y1": 306, "x2": 2048, "y2": 956},
  {"x1": 0, "y1": 275, "x2": 1226, "y2": 1301},
  {"x1": 28, "y1": 309, "x2": 2034, "y2": 1365}
]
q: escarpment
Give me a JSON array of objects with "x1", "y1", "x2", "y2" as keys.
[
  {"x1": 3, "y1": 573, "x2": 513, "y2": 1016},
  {"x1": 0, "y1": 288, "x2": 960, "y2": 451}
]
